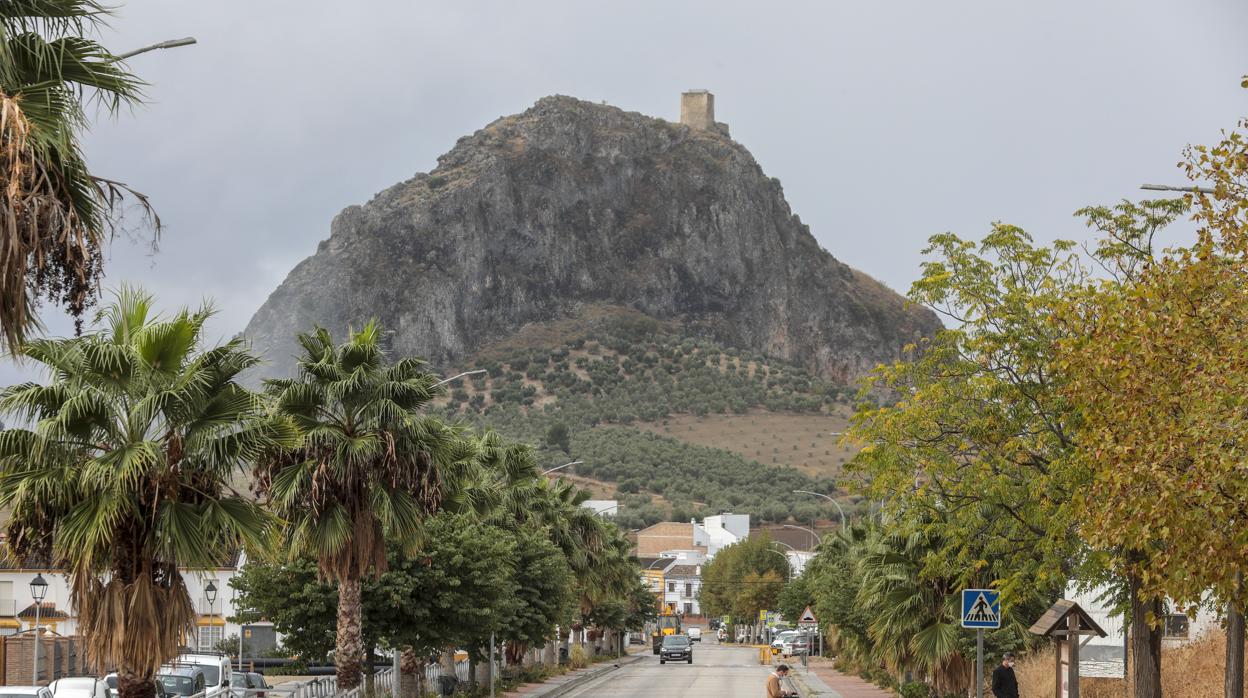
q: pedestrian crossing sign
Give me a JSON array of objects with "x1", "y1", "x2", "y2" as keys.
[{"x1": 961, "y1": 589, "x2": 1001, "y2": 629}]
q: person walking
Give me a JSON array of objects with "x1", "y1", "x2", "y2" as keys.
[
  {"x1": 991, "y1": 652, "x2": 1019, "y2": 698},
  {"x1": 767, "y1": 664, "x2": 797, "y2": 698}
]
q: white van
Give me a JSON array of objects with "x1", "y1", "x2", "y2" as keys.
[
  {"x1": 687, "y1": 627, "x2": 702, "y2": 642},
  {"x1": 165, "y1": 652, "x2": 233, "y2": 695}
]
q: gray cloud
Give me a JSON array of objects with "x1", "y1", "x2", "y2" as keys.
[{"x1": 4, "y1": 0, "x2": 1246, "y2": 385}]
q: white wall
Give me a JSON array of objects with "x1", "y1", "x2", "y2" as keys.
[{"x1": 0, "y1": 568, "x2": 246, "y2": 647}]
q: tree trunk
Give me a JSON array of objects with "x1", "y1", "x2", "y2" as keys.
[
  {"x1": 335, "y1": 578, "x2": 364, "y2": 690},
  {"x1": 1227, "y1": 573, "x2": 1245, "y2": 698},
  {"x1": 117, "y1": 670, "x2": 155, "y2": 698},
  {"x1": 1129, "y1": 569, "x2": 1163, "y2": 698},
  {"x1": 398, "y1": 646, "x2": 421, "y2": 698},
  {"x1": 543, "y1": 637, "x2": 556, "y2": 666},
  {"x1": 439, "y1": 648, "x2": 457, "y2": 681}
]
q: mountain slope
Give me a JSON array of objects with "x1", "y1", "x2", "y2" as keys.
[{"x1": 243, "y1": 95, "x2": 940, "y2": 382}]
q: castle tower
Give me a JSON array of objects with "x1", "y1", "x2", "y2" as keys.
[{"x1": 680, "y1": 90, "x2": 715, "y2": 130}]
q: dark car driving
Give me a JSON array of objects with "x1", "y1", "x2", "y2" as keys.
[{"x1": 660, "y1": 634, "x2": 693, "y2": 664}]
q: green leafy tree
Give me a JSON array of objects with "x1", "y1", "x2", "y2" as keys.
[
  {"x1": 0, "y1": 289, "x2": 295, "y2": 698},
  {"x1": 0, "y1": 1, "x2": 159, "y2": 349},
  {"x1": 255, "y1": 322, "x2": 478, "y2": 689},
  {"x1": 544, "y1": 421, "x2": 571, "y2": 454},
  {"x1": 699, "y1": 534, "x2": 790, "y2": 630}
]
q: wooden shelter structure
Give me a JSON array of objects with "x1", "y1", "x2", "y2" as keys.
[{"x1": 1029, "y1": 600, "x2": 1108, "y2": 698}]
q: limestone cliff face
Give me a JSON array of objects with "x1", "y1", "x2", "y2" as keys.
[{"x1": 243, "y1": 96, "x2": 941, "y2": 382}]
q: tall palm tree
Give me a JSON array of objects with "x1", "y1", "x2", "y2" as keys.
[
  {"x1": 0, "y1": 288, "x2": 293, "y2": 698},
  {"x1": 0, "y1": 2, "x2": 158, "y2": 349},
  {"x1": 256, "y1": 322, "x2": 479, "y2": 690}
]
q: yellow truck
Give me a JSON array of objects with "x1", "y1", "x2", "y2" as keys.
[{"x1": 650, "y1": 612, "x2": 682, "y2": 654}]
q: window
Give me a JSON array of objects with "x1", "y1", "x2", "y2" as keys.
[
  {"x1": 1163, "y1": 614, "x2": 1190, "y2": 639},
  {"x1": 197, "y1": 625, "x2": 223, "y2": 652},
  {"x1": 668, "y1": 582, "x2": 676, "y2": 593},
  {"x1": 683, "y1": 603, "x2": 693, "y2": 615},
  {"x1": 684, "y1": 583, "x2": 693, "y2": 598}
]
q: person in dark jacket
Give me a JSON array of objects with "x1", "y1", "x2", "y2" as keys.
[{"x1": 991, "y1": 652, "x2": 1019, "y2": 698}]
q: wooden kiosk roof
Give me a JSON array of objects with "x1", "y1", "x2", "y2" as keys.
[{"x1": 1028, "y1": 599, "x2": 1108, "y2": 638}]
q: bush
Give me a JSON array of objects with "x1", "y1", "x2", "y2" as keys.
[
  {"x1": 568, "y1": 644, "x2": 589, "y2": 669},
  {"x1": 900, "y1": 681, "x2": 931, "y2": 698}
]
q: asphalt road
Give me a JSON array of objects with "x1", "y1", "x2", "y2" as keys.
[{"x1": 562, "y1": 639, "x2": 774, "y2": 697}]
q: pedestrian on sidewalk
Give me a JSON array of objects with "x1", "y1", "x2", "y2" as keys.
[
  {"x1": 991, "y1": 652, "x2": 1019, "y2": 698},
  {"x1": 767, "y1": 664, "x2": 798, "y2": 698}
]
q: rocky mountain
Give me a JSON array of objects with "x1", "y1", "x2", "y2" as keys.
[{"x1": 243, "y1": 95, "x2": 941, "y2": 382}]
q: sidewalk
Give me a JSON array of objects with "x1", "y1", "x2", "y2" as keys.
[{"x1": 798, "y1": 656, "x2": 892, "y2": 698}]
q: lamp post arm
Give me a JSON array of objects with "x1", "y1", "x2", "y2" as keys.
[
  {"x1": 793, "y1": 490, "x2": 847, "y2": 529},
  {"x1": 114, "y1": 37, "x2": 197, "y2": 60}
]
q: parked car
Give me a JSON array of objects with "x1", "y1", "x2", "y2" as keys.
[
  {"x1": 781, "y1": 632, "x2": 812, "y2": 657},
  {"x1": 687, "y1": 627, "x2": 702, "y2": 642},
  {"x1": 0, "y1": 687, "x2": 54, "y2": 698},
  {"x1": 659, "y1": 634, "x2": 693, "y2": 665},
  {"x1": 104, "y1": 674, "x2": 169, "y2": 698},
  {"x1": 230, "y1": 672, "x2": 271, "y2": 698},
  {"x1": 768, "y1": 631, "x2": 798, "y2": 654},
  {"x1": 245, "y1": 674, "x2": 270, "y2": 698},
  {"x1": 157, "y1": 666, "x2": 208, "y2": 697},
  {"x1": 49, "y1": 678, "x2": 108, "y2": 698}
]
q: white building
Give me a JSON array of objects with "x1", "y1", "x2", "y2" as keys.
[
  {"x1": 1065, "y1": 582, "x2": 1219, "y2": 678},
  {"x1": 0, "y1": 553, "x2": 278, "y2": 654},
  {"x1": 693, "y1": 514, "x2": 749, "y2": 558},
  {"x1": 663, "y1": 563, "x2": 703, "y2": 617}
]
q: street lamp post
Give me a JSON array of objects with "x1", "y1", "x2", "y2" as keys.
[
  {"x1": 30, "y1": 574, "x2": 47, "y2": 685},
  {"x1": 782, "y1": 524, "x2": 820, "y2": 551},
  {"x1": 792, "y1": 490, "x2": 847, "y2": 529},
  {"x1": 204, "y1": 581, "x2": 218, "y2": 652}
]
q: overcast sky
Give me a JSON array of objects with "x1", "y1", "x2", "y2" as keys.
[{"x1": 6, "y1": 0, "x2": 1247, "y2": 384}]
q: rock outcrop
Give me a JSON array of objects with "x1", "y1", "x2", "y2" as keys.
[{"x1": 243, "y1": 96, "x2": 941, "y2": 382}]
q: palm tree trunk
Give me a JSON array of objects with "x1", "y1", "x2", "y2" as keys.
[
  {"x1": 335, "y1": 578, "x2": 364, "y2": 690},
  {"x1": 117, "y1": 670, "x2": 155, "y2": 698},
  {"x1": 398, "y1": 646, "x2": 421, "y2": 698},
  {"x1": 1128, "y1": 567, "x2": 1163, "y2": 698}
]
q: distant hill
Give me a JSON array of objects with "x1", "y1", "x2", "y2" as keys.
[
  {"x1": 243, "y1": 95, "x2": 939, "y2": 384},
  {"x1": 241, "y1": 94, "x2": 942, "y2": 525}
]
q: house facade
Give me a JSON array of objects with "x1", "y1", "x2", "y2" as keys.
[{"x1": 0, "y1": 554, "x2": 278, "y2": 655}]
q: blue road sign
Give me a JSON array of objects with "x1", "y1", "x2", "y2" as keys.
[{"x1": 961, "y1": 589, "x2": 1001, "y2": 629}]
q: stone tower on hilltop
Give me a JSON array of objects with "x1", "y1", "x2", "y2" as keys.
[{"x1": 680, "y1": 90, "x2": 715, "y2": 130}]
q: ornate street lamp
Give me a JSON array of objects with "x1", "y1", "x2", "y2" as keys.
[{"x1": 30, "y1": 574, "x2": 48, "y2": 684}]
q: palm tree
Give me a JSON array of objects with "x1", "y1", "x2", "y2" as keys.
[
  {"x1": 856, "y1": 530, "x2": 972, "y2": 695},
  {"x1": 0, "y1": 288, "x2": 293, "y2": 698},
  {"x1": 256, "y1": 322, "x2": 479, "y2": 690},
  {"x1": 0, "y1": 2, "x2": 158, "y2": 350}
]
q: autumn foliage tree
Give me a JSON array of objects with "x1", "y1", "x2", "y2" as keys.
[{"x1": 1058, "y1": 120, "x2": 1248, "y2": 698}]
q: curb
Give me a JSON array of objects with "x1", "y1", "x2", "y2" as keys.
[{"x1": 525, "y1": 654, "x2": 643, "y2": 698}]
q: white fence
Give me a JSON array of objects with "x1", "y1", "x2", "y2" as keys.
[{"x1": 267, "y1": 662, "x2": 474, "y2": 698}]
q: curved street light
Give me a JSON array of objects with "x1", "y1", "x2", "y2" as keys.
[
  {"x1": 782, "y1": 524, "x2": 820, "y2": 551},
  {"x1": 542, "y1": 460, "x2": 582, "y2": 475},
  {"x1": 765, "y1": 549, "x2": 793, "y2": 580},
  {"x1": 792, "y1": 490, "x2": 847, "y2": 529}
]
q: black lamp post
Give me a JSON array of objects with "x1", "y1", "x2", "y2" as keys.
[
  {"x1": 203, "y1": 581, "x2": 218, "y2": 651},
  {"x1": 30, "y1": 574, "x2": 48, "y2": 683}
]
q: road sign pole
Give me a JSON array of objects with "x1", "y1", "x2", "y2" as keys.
[{"x1": 976, "y1": 628, "x2": 984, "y2": 698}]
